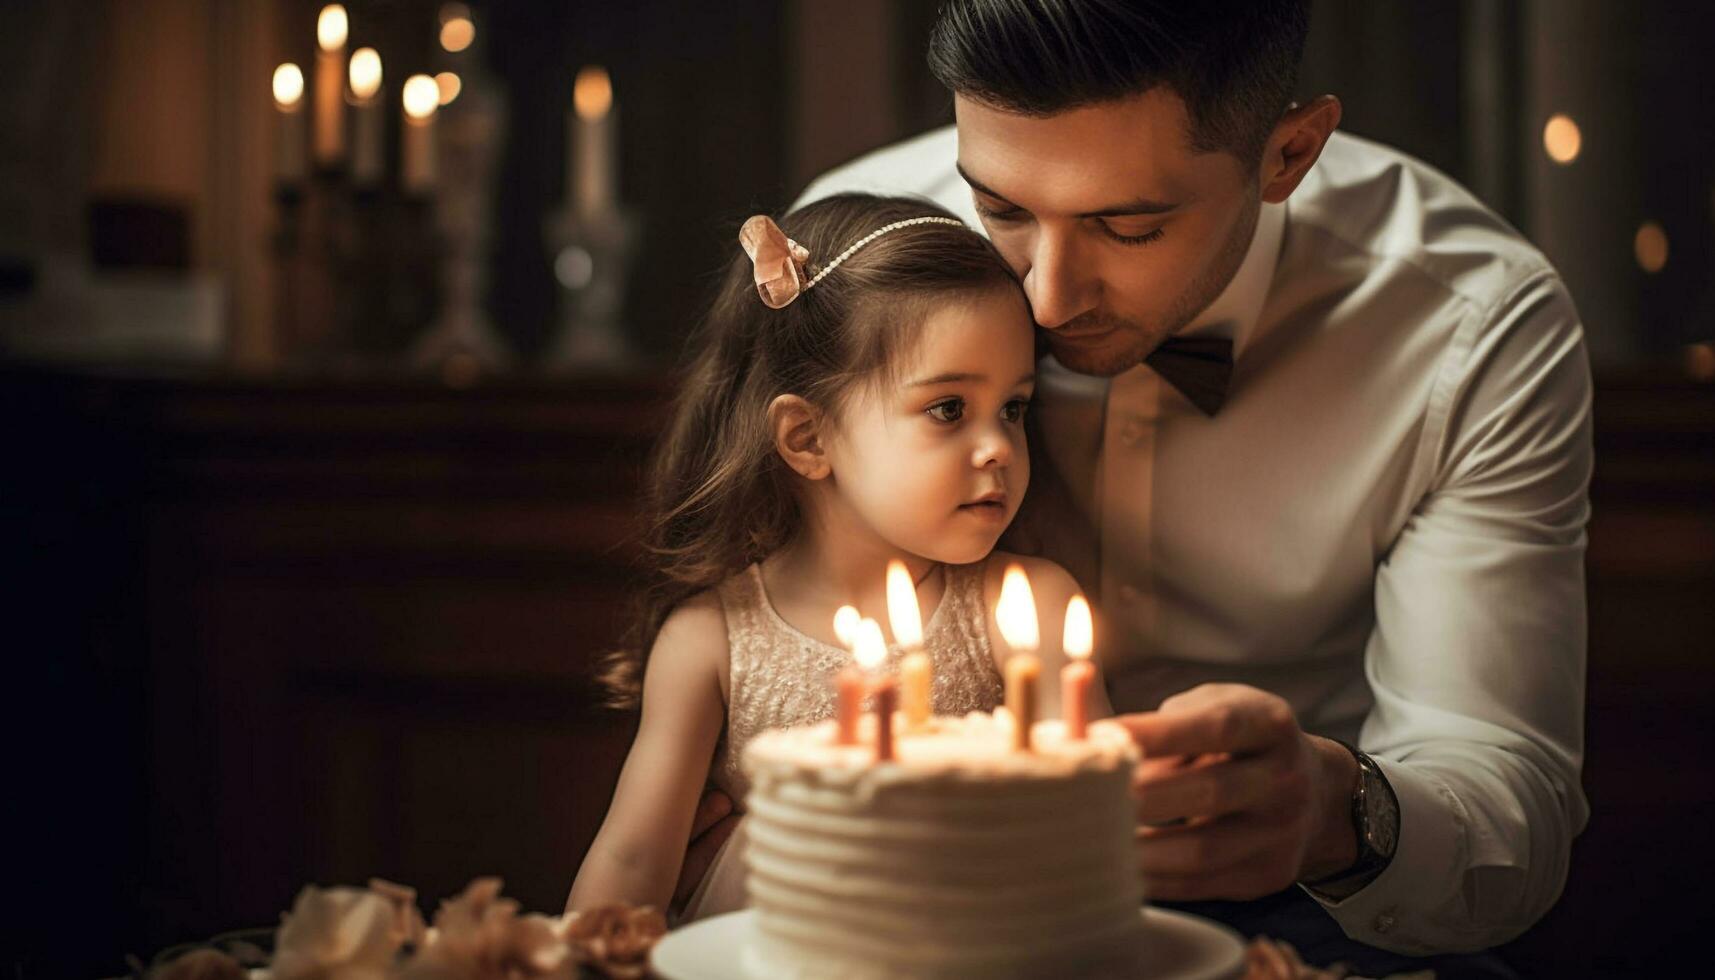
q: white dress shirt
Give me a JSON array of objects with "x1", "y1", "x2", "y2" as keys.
[{"x1": 798, "y1": 127, "x2": 1592, "y2": 954}]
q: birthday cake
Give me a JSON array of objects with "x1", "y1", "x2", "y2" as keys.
[{"x1": 740, "y1": 711, "x2": 1145, "y2": 979}]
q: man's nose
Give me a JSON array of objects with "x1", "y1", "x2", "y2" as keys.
[{"x1": 1021, "y1": 227, "x2": 1095, "y2": 330}]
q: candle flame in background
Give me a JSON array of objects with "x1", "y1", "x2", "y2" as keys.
[
  {"x1": 349, "y1": 48, "x2": 382, "y2": 102},
  {"x1": 317, "y1": 5, "x2": 348, "y2": 52},
  {"x1": 440, "y1": 15, "x2": 475, "y2": 53},
  {"x1": 402, "y1": 75, "x2": 440, "y2": 121},
  {"x1": 833, "y1": 605, "x2": 861, "y2": 649},
  {"x1": 1543, "y1": 113, "x2": 1581, "y2": 165},
  {"x1": 1064, "y1": 595, "x2": 1093, "y2": 662},
  {"x1": 853, "y1": 618, "x2": 887, "y2": 672},
  {"x1": 435, "y1": 71, "x2": 462, "y2": 106},
  {"x1": 995, "y1": 564, "x2": 1039, "y2": 652},
  {"x1": 273, "y1": 63, "x2": 305, "y2": 108},
  {"x1": 1634, "y1": 221, "x2": 1669, "y2": 273},
  {"x1": 885, "y1": 560, "x2": 923, "y2": 650},
  {"x1": 574, "y1": 66, "x2": 613, "y2": 121}
]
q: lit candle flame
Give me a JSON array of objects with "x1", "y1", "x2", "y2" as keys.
[
  {"x1": 402, "y1": 74, "x2": 440, "y2": 121},
  {"x1": 273, "y1": 63, "x2": 305, "y2": 108},
  {"x1": 885, "y1": 560, "x2": 923, "y2": 650},
  {"x1": 349, "y1": 47, "x2": 382, "y2": 102},
  {"x1": 1064, "y1": 595, "x2": 1092, "y2": 662},
  {"x1": 317, "y1": 5, "x2": 348, "y2": 52},
  {"x1": 995, "y1": 563, "x2": 1039, "y2": 653},
  {"x1": 435, "y1": 71, "x2": 462, "y2": 106},
  {"x1": 574, "y1": 66, "x2": 613, "y2": 121},
  {"x1": 853, "y1": 617, "x2": 887, "y2": 673},
  {"x1": 832, "y1": 605, "x2": 861, "y2": 649}
]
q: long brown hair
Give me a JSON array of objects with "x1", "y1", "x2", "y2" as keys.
[{"x1": 599, "y1": 193, "x2": 1018, "y2": 708}]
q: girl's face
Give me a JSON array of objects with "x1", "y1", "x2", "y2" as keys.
[{"x1": 823, "y1": 285, "x2": 1036, "y2": 565}]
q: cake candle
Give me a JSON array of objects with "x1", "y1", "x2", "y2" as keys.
[
  {"x1": 995, "y1": 563, "x2": 1041, "y2": 751},
  {"x1": 886, "y1": 559, "x2": 932, "y2": 728},
  {"x1": 872, "y1": 676, "x2": 899, "y2": 762},
  {"x1": 1062, "y1": 594, "x2": 1095, "y2": 740},
  {"x1": 833, "y1": 605, "x2": 863, "y2": 746},
  {"x1": 852, "y1": 618, "x2": 889, "y2": 755}
]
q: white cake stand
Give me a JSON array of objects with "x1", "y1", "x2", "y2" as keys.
[{"x1": 651, "y1": 907, "x2": 1247, "y2": 980}]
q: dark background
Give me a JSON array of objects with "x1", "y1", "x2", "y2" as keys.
[{"x1": 3, "y1": 2, "x2": 1713, "y2": 978}]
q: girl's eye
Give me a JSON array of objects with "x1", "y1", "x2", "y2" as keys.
[
  {"x1": 1101, "y1": 222, "x2": 1165, "y2": 247},
  {"x1": 1001, "y1": 398, "x2": 1029, "y2": 423},
  {"x1": 926, "y1": 398, "x2": 965, "y2": 423}
]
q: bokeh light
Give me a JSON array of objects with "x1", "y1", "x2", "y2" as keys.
[
  {"x1": 435, "y1": 71, "x2": 462, "y2": 106},
  {"x1": 402, "y1": 74, "x2": 440, "y2": 120},
  {"x1": 1543, "y1": 113, "x2": 1581, "y2": 165},
  {"x1": 1634, "y1": 221, "x2": 1669, "y2": 273},
  {"x1": 272, "y1": 63, "x2": 304, "y2": 108}
]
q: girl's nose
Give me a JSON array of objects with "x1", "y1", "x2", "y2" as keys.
[{"x1": 973, "y1": 427, "x2": 1014, "y2": 469}]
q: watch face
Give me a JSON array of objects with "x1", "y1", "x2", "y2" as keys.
[{"x1": 1362, "y1": 762, "x2": 1400, "y2": 858}]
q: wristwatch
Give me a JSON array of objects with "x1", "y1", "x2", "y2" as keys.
[{"x1": 1303, "y1": 739, "x2": 1399, "y2": 900}]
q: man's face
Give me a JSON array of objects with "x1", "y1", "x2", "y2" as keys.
[{"x1": 956, "y1": 89, "x2": 1262, "y2": 377}]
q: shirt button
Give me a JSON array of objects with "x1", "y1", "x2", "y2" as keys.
[
  {"x1": 1374, "y1": 911, "x2": 1397, "y2": 933},
  {"x1": 1117, "y1": 584, "x2": 1142, "y2": 604}
]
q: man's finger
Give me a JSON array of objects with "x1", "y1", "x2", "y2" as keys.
[
  {"x1": 1132, "y1": 749, "x2": 1293, "y2": 823},
  {"x1": 1135, "y1": 812, "x2": 1283, "y2": 877},
  {"x1": 1116, "y1": 696, "x2": 1295, "y2": 758},
  {"x1": 688, "y1": 787, "x2": 734, "y2": 839}
]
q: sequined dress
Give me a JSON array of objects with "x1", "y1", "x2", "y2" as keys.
[{"x1": 678, "y1": 559, "x2": 1005, "y2": 922}]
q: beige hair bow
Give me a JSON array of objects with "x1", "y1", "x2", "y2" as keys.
[{"x1": 738, "y1": 215, "x2": 811, "y2": 309}]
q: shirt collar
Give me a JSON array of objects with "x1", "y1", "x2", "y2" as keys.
[{"x1": 1177, "y1": 198, "x2": 1286, "y2": 356}]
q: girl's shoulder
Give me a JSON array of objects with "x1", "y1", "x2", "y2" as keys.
[{"x1": 649, "y1": 588, "x2": 731, "y2": 694}]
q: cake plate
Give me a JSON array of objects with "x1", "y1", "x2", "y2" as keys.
[{"x1": 651, "y1": 907, "x2": 1247, "y2": 980}]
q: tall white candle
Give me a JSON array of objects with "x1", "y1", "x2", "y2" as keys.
[
  {"x1": 313, "y1": 5, "x2": 348, "y2": 167},
  {"x1": 401, "y1": 74, "x2": 439, "y2": 194},
  {"x1": 348, "y1": 47, "x2": 384, "y2": 187},
  {"x1": 272, "y1": 63, "x2": 307, "y2": 185},
  {"x1": 569, "y1": 66, "x2": 617, "y2": 220}
]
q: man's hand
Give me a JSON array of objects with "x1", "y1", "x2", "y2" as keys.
[
  {"x1": 669, "y1": 787, "x2": 741, "y2": 916},
  {"x1": 1116, "y1": 684, "x2": 1360, "y2": 901}
]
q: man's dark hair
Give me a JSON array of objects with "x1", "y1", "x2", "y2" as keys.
[{"x1": 928, "y1": 0, "x2": 1312, "y2": 166}]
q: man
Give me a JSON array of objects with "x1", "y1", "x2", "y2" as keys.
[{"x1": 682, "y1": 2, "x2": 1589, "y2": 974}]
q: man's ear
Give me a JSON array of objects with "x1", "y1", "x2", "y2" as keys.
[
  {"x1": 1259, "y1": 95, "x2": 1342, "y2": 205},
  {"x1": 768, "y1": 394, "x2": 831, "y2": 480}
]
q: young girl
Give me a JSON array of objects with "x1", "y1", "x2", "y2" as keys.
[{"x1": 566, "y1": 193, "x2": 1114, "y2": 921}]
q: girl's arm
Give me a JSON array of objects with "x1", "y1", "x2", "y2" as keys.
[
  {"x1": 567, "y1": 592, "x2": 728, "y2": 912},
  {"x1": 984, "y1": 554, "x2": 1117, "y2": 722}
]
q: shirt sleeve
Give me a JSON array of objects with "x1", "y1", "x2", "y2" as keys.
[{"x1": 1308, "y1": 271, "x2": 1593, "y2": 954}]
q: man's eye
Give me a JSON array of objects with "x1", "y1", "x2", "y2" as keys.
[
  {"x1": 926, "y1": 399, "x2": 965, "y2": 423},
  {"x1": 1001, "y1": 398, "x2": 1029, "y2": 423},
  {"x1": 973, "y1": 200, "x2": 1025, "y2": 222},
  {"x1": 1101, "y1": 222, "x2": 1165, "y2": 247}
]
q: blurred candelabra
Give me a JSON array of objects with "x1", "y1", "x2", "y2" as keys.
[{"x1": 543, "y1": 66, "x2": 637, "y2": 369}]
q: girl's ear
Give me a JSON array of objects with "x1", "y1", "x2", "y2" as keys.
[{"x1": 768, "y1": 394, "x2": 831, "y2": 480}]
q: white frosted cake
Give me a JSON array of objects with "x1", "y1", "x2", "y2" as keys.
[{"x1": 740, "y1": 711, "x2": 1145, "y2": 979}]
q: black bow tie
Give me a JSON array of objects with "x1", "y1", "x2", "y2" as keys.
[{"x1": 1144, "y1": 336, "x2": 1234, "y2": 416}]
